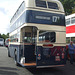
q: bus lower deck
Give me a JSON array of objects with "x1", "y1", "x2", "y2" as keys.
[{"x1": 17, "y1": 26, "x2": 66, "y2": 68}]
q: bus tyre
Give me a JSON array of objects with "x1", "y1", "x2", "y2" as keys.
[{"x1": 14, "y1": 51, "x2": 19, "y2": 66}]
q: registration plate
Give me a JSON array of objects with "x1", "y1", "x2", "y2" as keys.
[{"x1": 55, "y1": 56, "x2": 60, "y2": 61}]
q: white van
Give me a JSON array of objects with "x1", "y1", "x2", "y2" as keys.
[{"x1": 0, "y1": 38, "x2": 4, "y2": 46}]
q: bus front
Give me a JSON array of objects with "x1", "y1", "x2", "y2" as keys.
[{"x1": 23, "y1": 0, "x2": 66, "y2": 68}]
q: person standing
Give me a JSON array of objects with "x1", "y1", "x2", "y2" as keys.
[{"x1": 68, "y1": 41, "x2": 75, "y2": 64}]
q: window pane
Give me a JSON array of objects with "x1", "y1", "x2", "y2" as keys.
[
  {"x1": 39, "y1": 31, "x2": 56, "y2": 42},
  {"x1": 66, "y1": 37, "x2": 70, "y2": 43},
  {"x1": 66, "y1": 19, "x2": 70, "y2": 25},
  {"x1": 48, "y1": 2, "x2": 58, "y2": 10},
  {"x1": 0, "y1": 39, "x2": 3, "y2": 41},
  {"x1": 36, "y1": 0, "x2": 47, "y2": 8},
  {"x1": 71, "y1": 37, "x2": 75, "y2": 43},
  {"x1": 10, "y1": 33, "x2": 19, "y2": 42},
  {"x1": 71, "y1": 17, "x2": 75, "y2": 24}
]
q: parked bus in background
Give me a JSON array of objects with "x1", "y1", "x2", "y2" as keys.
[
  {"x1": 66, "y1": 13, "x2": 75, "y2": 60},
  {"x1": 8, "y1": 0, "x2": 66, "y2": 68},
  {"x1": 66, "y1": 13, "x2": 75, "y2": 43},
  {"x1": 5, "y1": 38, "x2": 10, "y2": 47},
  {"x1": 0, "y1": 38, "x2": 4, "y2": 46}
]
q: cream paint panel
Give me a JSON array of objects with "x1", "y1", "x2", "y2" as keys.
[
  {"x1": 22, "y1": 23, "x2": 66, "y2": 32},
  {"x1": 9, "y1": 29, "x2": 18, "y2": 36},
  {"x1": 37, "y1": 43, "x2": 66, "y2": 46},
  {"x1": 9, "y1": 42, "x2": 20, "y2": 45},
  {"x1": 26, "y1": 0, "x2": 64, "y2": 13},
  {"x1": 56, "y1": 32, "x2": 66, "y2": 43},
  {"x1": 9, "y1": 42, "x2": 66, "y2": 46},
  {"x1": 66, "y1": 33, "x2": 75, "y2": 37}
]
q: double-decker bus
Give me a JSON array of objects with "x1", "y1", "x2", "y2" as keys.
[
  {"x1": 66, "y1": 13, "x2": 75, "y2": 60},
  {"x1": 66, "y1": 13, "x2": 75, "y2": 43},
  {"x1": 8, "y1": 0, "x2": 66, "y2": 68}
]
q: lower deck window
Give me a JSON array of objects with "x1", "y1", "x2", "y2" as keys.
[
  {"x1": 66, "y1": 37, "x2": 70, "y2": 43},
  {"x1": 24, "y1": 32, "x2": 32, "y2": 43},
  {"x1": 71, "y1": 37, "x2": 75, "y2": 43},
  {"x1": 39, "y1": 31, "x2": 56, "y2": 42},
  {"x1": 23, "y1": 27, "x2": 37, "y2": 43}
]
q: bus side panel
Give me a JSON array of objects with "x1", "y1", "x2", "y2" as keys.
[
  {"x1": 36, "y1": 46, "x2": 66, "y2": 66},
  {"x1": 9, "y1": 44, "x2": 20, "y2": 63}
]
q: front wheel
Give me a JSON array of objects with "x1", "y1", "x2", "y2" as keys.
[{"x1": 14, "y1": 51, "x2": 19, "y2": 66}]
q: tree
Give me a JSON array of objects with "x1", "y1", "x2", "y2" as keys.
[
  {"x1": 6, "y1": 33, "x2": 9, "y2": 38},
  {"x1": 1, "y1": 34, "x2": 7, "y2": 41},
  {"x1": 59, "y1": 0, "x2": 75, "y2": 15},
  {"x1": 72, "y1": 7, "x2": 75, "y2": 14},
  {"x1": 0, "y1": 33, "x2": 9, "y2": 41},
  {"x1": 0, "y1": 34, "x2": 2, "y2": 38}
]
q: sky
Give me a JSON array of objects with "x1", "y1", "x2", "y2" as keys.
[{"x1": 0, "y1": 0, "x2": 24, "y2": 34}]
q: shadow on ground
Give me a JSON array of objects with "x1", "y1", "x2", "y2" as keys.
[
  {"x1": 0, "y1": 67, "x2": 18, "y2": 75},
  {"x1": 26, "y1": 67, "x2": 64, "y2": 75}
]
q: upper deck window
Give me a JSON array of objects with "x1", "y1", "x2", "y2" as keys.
[
  {"x1": 71, "y1": 17, "x2": 75, "y2": 24},
  {"x1": 48, "y1": 2, "x2": 59, "y2": 10},
  {"x1": 10, "y1": 1, "x2": 25, "y2": 23},
  {"x1": 66, "y1": 19, "x2": 70, "y2": 25},
  {"x1": 35, "y1": 0, "x2": 47, "y2": 8}
]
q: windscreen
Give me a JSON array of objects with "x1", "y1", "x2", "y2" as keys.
[{"x1": 0, "y1": 39, "x2": 3, "y2": 41}]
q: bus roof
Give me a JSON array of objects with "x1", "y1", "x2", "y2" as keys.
[
  {"x1": 65, "y1": 13, "x2": 75, "y2": 19},
  {"x1": 26, "y1": 0, "x2": 64, "y2": 11}
]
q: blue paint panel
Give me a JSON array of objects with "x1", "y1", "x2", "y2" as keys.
[
  {"x1": 10, "y1": 10, "x2": 65, "y2": 32},
  {"x1": 36, "y1": 46, "x2": 66, "y2": 66},
  {"x1": 19, "y1": 45, "x2": 36, "y2": 63},
  {"x1": 25, "y1": 10, "x2": 65, "y2": 26},
  {"x1": 9, "y1": 44, "x2": 20, "y2": 63},
  {"x1": 9, "y1": 44, "x2": 66, "y2": 67},
  {"x1": 9, "y1": 44, "x2": 36, "y2": 63}
]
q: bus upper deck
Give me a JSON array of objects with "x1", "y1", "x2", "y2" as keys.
[
  {"x1": 10, "y1": 0, "x2": 65, "y2": 26},
  {"x1": 10, "y1": 0, "x2": 65, "y2": 34}
]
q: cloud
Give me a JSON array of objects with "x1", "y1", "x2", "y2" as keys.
[
  {"x1": 0, "y1": 0, "x2": 24, "y2": 34},
  {"x1": 0, "y1": 7, "x2": 7, "y2": 15},
  {"x1": 0, "y1": 11, "x2": 10, "y2": 34}
]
